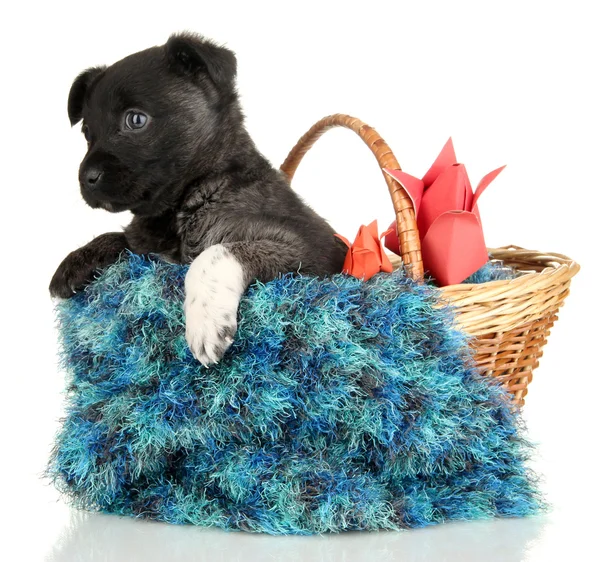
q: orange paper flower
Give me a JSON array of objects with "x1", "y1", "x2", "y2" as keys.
[{"x1": 334, "y1": 220, "x2": 393, "y2": 281}]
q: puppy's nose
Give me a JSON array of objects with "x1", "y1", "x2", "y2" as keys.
[{"x1": 84, "y1": 167, "x2": 103, "y2": 188}]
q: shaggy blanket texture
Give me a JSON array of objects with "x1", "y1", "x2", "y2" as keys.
[{"x1": 49, "y1": 253, "x2": 542, "y2": 534}]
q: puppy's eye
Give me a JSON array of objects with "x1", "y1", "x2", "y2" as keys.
[
  {"x1": 125, "y1": 111, "x2": 148, "y2": 130},
  {"x1": 82, "y1": 125, "x2": 92, "y2": 143}
]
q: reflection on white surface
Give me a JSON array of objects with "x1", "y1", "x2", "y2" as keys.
[{"x1": 46, "y1": 510, "x2": 547, "y2": 562}]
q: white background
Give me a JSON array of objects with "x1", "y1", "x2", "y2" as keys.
[{"x1": 1, "y1": 1, "x2": 598, "y2": 560}]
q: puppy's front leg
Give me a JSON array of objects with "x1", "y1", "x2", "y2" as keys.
[
  {"x1": 49, "y1": 232, "x2": 128, "y2": 298},
  {"x1": 185, "y1": 241, "x2": 303, "y2": 366}
]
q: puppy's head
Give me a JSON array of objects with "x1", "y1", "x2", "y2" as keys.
[{"x1": 68, "y1": 33, "x2": 238, "y2": 216}]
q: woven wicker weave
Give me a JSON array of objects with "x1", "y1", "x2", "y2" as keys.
[{"x1": 281, "y1": 114, "x2": 579, "y2": 406}]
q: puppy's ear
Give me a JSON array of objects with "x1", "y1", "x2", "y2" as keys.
[
  {"x1": 67, "y1": 66, "x2": 105, "y2": 126},
  {"x1": 166, "y1": 33, "x2": 237, "y2": 90}
]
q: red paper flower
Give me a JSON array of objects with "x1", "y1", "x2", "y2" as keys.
[{"x1": 383, "y1": 139, "x2": 505, "y2": 286}]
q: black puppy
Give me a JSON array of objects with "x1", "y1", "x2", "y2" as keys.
[{"x1": 49, "y1": 33, "x2": 346, "y2": 365}]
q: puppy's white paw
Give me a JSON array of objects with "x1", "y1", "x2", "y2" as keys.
[{"x1": 184, "y1": 244, "x2": 245, "y2": 366}]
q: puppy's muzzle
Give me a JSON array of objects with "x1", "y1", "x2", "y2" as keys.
[{"x1": 82, "y1": 166, "x2": 103, "y2": 189}]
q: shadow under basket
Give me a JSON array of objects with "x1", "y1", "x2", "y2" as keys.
[{"x1": 281, "y1": 114, "x2": 580, "y2": 407}]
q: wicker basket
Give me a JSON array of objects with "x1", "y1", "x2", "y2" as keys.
[{"x1": 281, "y1": 114, "x2": 579, "y2": 407}]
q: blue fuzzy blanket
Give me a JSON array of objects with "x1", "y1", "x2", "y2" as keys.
[{"x1": 49, "y1": 253, "x2": 543, "y2": 534}]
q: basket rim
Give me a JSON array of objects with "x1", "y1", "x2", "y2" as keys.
[
  {"x1": 388, "y1": 245, "x2": 579, "y2": 291},
  {"x1": 419, "y1": 244, "x2": 581, "y2": 337},
  {"x1": 388, "y1": 244, "x2": 579, "y2": 334},
  {"x1": 439, "y1": 245, "x2": 579, "y2": 297}
]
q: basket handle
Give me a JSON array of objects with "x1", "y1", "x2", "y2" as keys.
[{"x1": 280, "y1": 114, "x2": 424, "y2": 279}]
